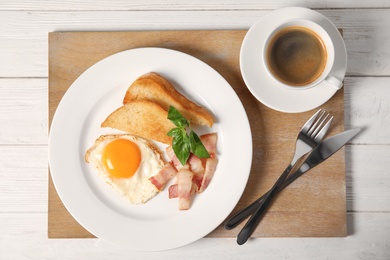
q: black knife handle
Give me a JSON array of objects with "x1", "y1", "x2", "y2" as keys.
[
  {"x1": 224, "y1": 168, "x2": 304, "y2": 230},
  {"x1": 236, "y1": 165, "x2": 292, "y2": 245}
]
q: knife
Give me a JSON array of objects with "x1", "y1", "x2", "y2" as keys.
[
  {"x1": 235, "y1": 128, "x2": 361, "y2": 245},
  {"x1": 224, "y1": 128, "x2": 361, "y2": 239}
]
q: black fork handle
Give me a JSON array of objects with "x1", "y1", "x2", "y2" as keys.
[
  {"x1": 235, "y1": 164, "x2": 292, "y2": 245},
  {"x1": 224, "y1": 166, "x2": 304, "y2": 230}
]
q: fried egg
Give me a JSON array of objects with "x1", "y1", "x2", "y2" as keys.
[{"x1": 85, "y1": 134, "x2": 165, "y2": 204}]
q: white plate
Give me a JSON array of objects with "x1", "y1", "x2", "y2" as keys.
[
  {"x1": 240, "y1": 7, "x2": 347, "y2": 113},
  {"x1": 49, "y1": 47, "x2": 252, "y2": 251}
]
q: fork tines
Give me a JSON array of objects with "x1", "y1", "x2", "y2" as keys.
[{"x1": 307, "y1": 110, "x2": 334, "y2": 142}]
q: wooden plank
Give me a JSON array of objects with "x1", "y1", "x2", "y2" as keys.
[
  {"x1": 1, "y1": 76, "x2": 390, "y2": 145},
  {"x1": 346, "y1": 145, "x2": 390, "y2": 212},
  {"x1": 48, "y1": 30, "x2": 346, "y2": 239},
  {"x1": 0, "y1": 146, "x2": 48, "y2": 213},
  {"x1": 0, "y1": 10, "x2": 390, "y2": 77},
  {"x1": 2, "y1": 144, "x2": 389, "y2": 214},
  {"x1": 344, "y1": 76, "x2": 390, "y2": 145},
  {"x1": 1, "y1": 1, "x2": 389, "y2": 258},
  {"x1": 0, "y1": 78, "x2": 48, "y2": 145},
  {"x1": 1, "y1": 212, "x2": 389, "y2": 259},
  {"x1": 1, "y1": 0, "x2": 390, "y2": 10}
]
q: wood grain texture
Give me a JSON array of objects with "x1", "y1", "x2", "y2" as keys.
[
  {"x1": 1, "y1": 10, "x2": 390, "y2": 77},
  {"x1": 1, "y1": 212, "x2": 389, "y2": 259},
  {"x1": 344, "y1": 76, "x2": 390, "y2": 145},
  {"x1": 0, "y1": 146, "x2": 48, "y2": 213},
  {"x1": 1, "y1": 76, "x2": 390, "y2": 146},
  {"x1": 1, "y1": 2, "x2": 390, "y2": 258},
  {"x1": 0, "y1": 79, "x2": 48, "y2": 145},
  {"x1": 48, "y1": 30, "x2": 346, "y2": 239},
  {"x1": 1, "y1": 0, "x2": 390, "y2": 10},
  {"x1": 346, "y1": 145, "x2": 390, "y2": 212},
  {"x1": 3, "y1": 144, "x2": 389, "y2": 215}
]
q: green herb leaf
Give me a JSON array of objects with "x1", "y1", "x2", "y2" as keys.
[
  {"x1": 171, "y1": 128, "x2": 191, "y2": 165},
  {"x1": 167, "y1": 106, "x2": 210, "y2": 165},
  {"x1": 167, "y1": 106, "x2": 188, "y2": 127},
  {"x1": 189, "y1": 130, "x2": 210, "y2": 158},
  {"x1": 167, "y1": 127, "x2": 182, "y2": 137}
]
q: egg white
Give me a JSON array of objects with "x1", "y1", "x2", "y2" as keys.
[{"x1": 85, "y1": 134, "x2": 165, "y2": 204}]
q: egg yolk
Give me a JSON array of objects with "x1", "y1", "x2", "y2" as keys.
[{"x1": 101, "y1": 139, "x2": 141, "y2": 178}]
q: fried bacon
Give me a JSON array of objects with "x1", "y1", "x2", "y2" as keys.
[
  {"x1": 168, "y1": 184, "x2": 178, "y2": 199},
  {"x1": 177, "y1": 169, "x2": 195, "y2": 210},
  {"x1": 166, "y1": 145, "x2": 189, "y2": 170},
  {"x1": 149, "y1": 162, "x2": 178, "y2": 190},
  {"x1": 149, "y1": 133, "x2": 219, "y2": 210},
  {"x1": 198, "y1": 157, "x2": 218, "y2": 193},
  {"x1": 188, "y1": 154, "x2": 205, "y2": 190},
  {"x1": 200, "y1": 133, "x2": 218, "y2": 157}
]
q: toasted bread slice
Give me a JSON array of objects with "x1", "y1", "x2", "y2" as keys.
[
  {"x1": 101, "y1": 100, "x2": 175, "y2": 144},
  {"x1": 123, "y1": 72, "x2": 214, "y2": 127}
]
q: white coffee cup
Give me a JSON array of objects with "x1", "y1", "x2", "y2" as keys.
[{"x1": 263, "y1": 19, "x2": 342, "y2": 90}]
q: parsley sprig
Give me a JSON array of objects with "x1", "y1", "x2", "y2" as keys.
[{"x1": 167, "y1": 106, "x2": 210, "y2": 165}]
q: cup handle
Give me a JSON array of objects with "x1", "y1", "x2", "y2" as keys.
[{"x1": 323, "y1": 75, "x2": 343, "y2": 90}]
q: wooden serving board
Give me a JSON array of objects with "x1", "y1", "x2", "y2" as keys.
[{"x1": 48, "y1": 30, "x2": 346, "y2": 239}]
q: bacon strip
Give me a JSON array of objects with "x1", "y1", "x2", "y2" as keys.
[
  {"x1": 198, "y1": 157, "x2": 218, "y2": 193},
  {"x1": 177, "y1": 169, "x2": 194, "y2": 210},
  {"x1": 149, "y1": 162, "x2": 178, "y2": 190},
  {"x1": 200, "y1": 133, "x2": 218, "y2": 156},
  {"x1": 163, "y1": 133, "x2": 219, "y2": 209},
  {"x1": 166, "y1": 145, "x2": 189, "y2": 170},
  {"x1": 188, "y1": 154, "x2": 205, "y2": 190},
  {"x1": 168, "y1": 184, "x2": 178, "y2": 199}
]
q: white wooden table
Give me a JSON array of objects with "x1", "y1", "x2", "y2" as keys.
[{"x1": 1, "y1": 1, "x2": 389, "y2": 259}]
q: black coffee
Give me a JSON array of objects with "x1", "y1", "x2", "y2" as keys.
[{"x1": 266, "y1": 26, "x2": 327, "y2": 86}]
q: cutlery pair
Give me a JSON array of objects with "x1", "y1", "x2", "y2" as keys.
[{"x1": 224, "y1": 109, "x2": 360, "y2": 245}]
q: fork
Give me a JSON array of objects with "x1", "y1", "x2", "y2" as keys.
[
  {"x1": 225, "y1": 110, "x2": 333, "y2": 231},
  {"x1": 234, "y1": 109, "x2": 333, "y2": 245}
]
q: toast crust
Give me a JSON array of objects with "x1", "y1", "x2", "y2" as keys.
[
  {"x1": 123, "y1": 72, "x2": 214, "y2": 127},
  {"x1": 101, "y1": 100, "x2": 175, "y2": 144}
]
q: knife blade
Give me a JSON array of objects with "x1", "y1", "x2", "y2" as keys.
[{"x1": 225, "y1": 128, "x2": 361, "y2": 232}]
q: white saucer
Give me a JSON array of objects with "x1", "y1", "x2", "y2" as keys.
[{"x1": 240, "y1": 7, "x2": 347, "y2": 113}]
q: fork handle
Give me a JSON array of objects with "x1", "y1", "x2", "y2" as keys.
[
  {"x1": 224, "y1": 165, "x2": 303, "y2": 230},
  {"x1": 236, "y1": 165, "x2": 292, "y2": 245}
]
